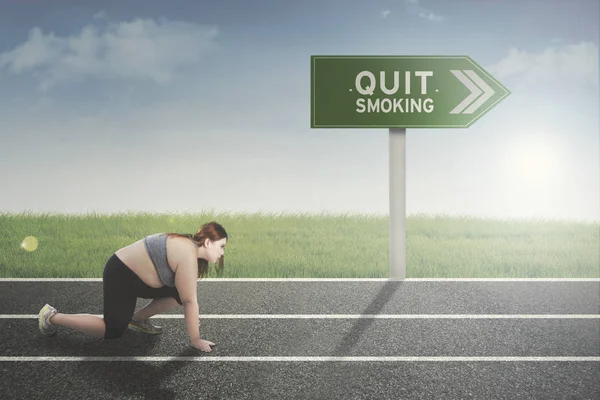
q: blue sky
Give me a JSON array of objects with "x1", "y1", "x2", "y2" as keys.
[{"x1": 0, "y1": 0, "x2": 598, "y2": 222}]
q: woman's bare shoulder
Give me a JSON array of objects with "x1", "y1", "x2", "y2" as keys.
[
  {"x1": 166, "y1": 234, "x2": 196, "y2": 247},
  {"x1": 166, "y1": 235, "x2": 196, "y2": 264}
]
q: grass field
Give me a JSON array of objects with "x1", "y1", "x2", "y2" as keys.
[{"x1": 0, "y1": 211, "x2": 598, "y2": 278}]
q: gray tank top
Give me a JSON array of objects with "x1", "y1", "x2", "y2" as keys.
[{"x1": 143, "y1": 233, "x2": 198, "y2": 287}]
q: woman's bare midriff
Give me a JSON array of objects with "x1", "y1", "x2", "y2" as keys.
[{"x1": 115, "y1": 238, "x2": 174, "y2": 288}]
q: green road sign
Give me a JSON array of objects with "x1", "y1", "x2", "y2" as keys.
[{"x1": 310, "y1": 55, "x2": 511, "y2": 128}]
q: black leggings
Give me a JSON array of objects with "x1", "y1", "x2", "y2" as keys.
[{"x1": 102, "y1": 253, "x2": 182, "y2": 339}]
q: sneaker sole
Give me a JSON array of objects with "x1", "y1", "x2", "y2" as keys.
[
  {"x1": 38, "y1": 305, "x2": 57, "y2": 336},
  {"x1": 127, "y1": 324, "x2": 162, "y2": 335}
]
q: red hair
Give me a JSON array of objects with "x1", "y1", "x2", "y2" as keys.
[{"x1": 165, "y1": 221, "x2": 228, "y2": 279}]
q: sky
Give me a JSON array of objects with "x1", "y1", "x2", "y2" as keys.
[{"x1": 0, "y1": 0, "x2": 598, "y2": 222}]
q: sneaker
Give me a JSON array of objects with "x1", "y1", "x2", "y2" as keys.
[
  {"x1": 39, "y1": 304, "x2": 58, "y2": 336},
  {"x1": 128, "y1": 317, "x2": 163, "y2": 335}
]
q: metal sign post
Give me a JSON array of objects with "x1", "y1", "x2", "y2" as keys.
[
  {"x1": 310, "y1": 55, "x2": 510, "y2": 279},
  {"x1": 389, "y1": 127, "x2": 406, "y2": 280}
]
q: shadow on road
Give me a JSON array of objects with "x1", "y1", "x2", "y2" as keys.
[
  {"x1": 69, "y1": 336, "x2": 208, "y2": 400},
  {"x1": 330, "y1": 280, "x2": 403, "y2": 357},
  {"x1": 300, "y1": 280, "x2": 403, "y2": 399}
]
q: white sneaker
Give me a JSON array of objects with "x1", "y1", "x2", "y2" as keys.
[{"x1": 39, "y1": 304, "x2": 58, "y2": 336}]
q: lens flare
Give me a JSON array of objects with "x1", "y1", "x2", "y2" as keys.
[{"x1": 21, "y1": 236, "x2": 39, "y2": 252}]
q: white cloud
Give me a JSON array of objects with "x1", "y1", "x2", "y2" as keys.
[
  {"x1": 418, "y1": 11, "x2": 444, "y2": 22},
  {"x1": 381, "y1": 10, "x2": 392, "y2": 18},
  {"x1": 92, "y1": 11, "x2": 107, "y2": 20},
  {"x1": 487, "y1": 41, "x2": 599, "y2": 88},
  {"x1": 405, "y1": 0, "x2": 445, "y2": 22},
  {"x1": 0, "y1": 16, "x2": 218, "y2": 90}
]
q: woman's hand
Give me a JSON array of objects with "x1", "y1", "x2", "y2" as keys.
[{"x1": 191, "y1": 338, "x2": 216, "y2": 352}]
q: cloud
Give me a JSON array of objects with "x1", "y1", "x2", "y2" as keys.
[
  {"x1": 404, "y1": 0, "x2": 445, "y2": 22},
  {"x1": 418, "y1": 11, "x2": 444, "y2": 22},
  {"x1": 0, "y1": 15, "x2": 218, "y2": 90},
  {"x1": 381, "y1": 10, "x2": 391, "y2": 18},
  {"x1": 92, "y1": 11, "x2": 107, "y2": 20},
  {"x1": 487, "y1": 41, "x2": 599, "y2": 88}
]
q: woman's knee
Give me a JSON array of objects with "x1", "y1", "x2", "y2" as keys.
[
  {"x1": 172, "y1": 295, "x2": 183, "y2": 307},
  {"x1": 103, "y1": 319, "x2": 129, "y2": 340}
]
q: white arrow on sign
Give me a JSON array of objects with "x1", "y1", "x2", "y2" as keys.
[{"x1": 449, "y1": 70, "x2": 496, "y2": 114}]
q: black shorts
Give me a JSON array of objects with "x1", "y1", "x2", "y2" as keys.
[{"x1": 102, "y1": 253, "x2": 182, "y2": 339}]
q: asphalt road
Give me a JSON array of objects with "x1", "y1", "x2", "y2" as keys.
[{"x1": 1, "y1": 279, "x2": 599, "y2": 399}]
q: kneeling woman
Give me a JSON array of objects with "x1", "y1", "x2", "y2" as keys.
[{"x1": 39, "y1": 221, "x2": 228, "y2": 353}]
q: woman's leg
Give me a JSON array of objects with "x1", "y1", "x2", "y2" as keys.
[
  {"x1": 102, "y1": 255, "x2": 139, "y2": 339},
  {"x1": 49, "y1": 313, "x2": 105, "y2": 339},
  {"x1": 46, "y1": 253, "x2": 137, "y2": 340},
  {"x1": 133, "y1": 297, "x2": 180, "y2": 321}
]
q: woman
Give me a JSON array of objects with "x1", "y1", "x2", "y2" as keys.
[{"x1": 38, "y1": 221, "x2": 228, "y2": 353}]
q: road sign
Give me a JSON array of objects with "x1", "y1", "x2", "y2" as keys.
[
  {"x1": 310, "y1": 55, "x2": 511, "y2": 280},
  {"x1": 310, "y1": 55, "x2": 510, "y2": 128}
]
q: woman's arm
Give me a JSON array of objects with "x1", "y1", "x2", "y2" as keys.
[{"x1": 175, "y1": 257, "x2": 201, "y2": 342}]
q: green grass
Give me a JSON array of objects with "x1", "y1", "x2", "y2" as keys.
[{"x1": 0, "y1": 211, "x2": 598, "y2": 278}]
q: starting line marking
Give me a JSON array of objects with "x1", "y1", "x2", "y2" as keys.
[
  {"x1": 0, "y1": 278, "x2": 598, "y2": 282},
  {"x1": 1, "y1": 314, "x2": 598, "y2": 319},
  {"x1": 0, "y1": 356, "x2": 598, "y2": 362}
]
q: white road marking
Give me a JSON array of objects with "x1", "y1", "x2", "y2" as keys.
[
  {"x1": 2, "y1": 314, "x2": 598, "y2": 319},
  {"x1": 0, "y1": 356, "x2": 598, "y2": 362},
  {"x1": 0, "y1": 278, "x2": 598, "y2": 282}
]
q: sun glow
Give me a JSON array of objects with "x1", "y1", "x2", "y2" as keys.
[{"x1": 507, "y1": 131, "x2": 564, "y2": 186}]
